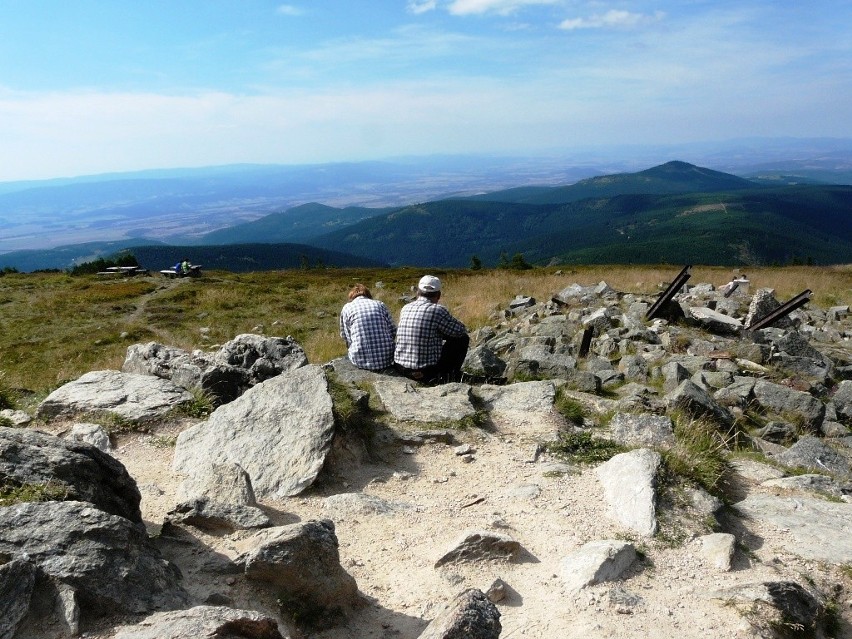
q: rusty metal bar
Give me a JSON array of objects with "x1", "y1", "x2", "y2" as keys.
[
  {"x1": 745, "y1": 289, "x2": 812, "y2": 331},
  {"x1": 646, "y1": 265, "x2": 692, "y2": 321}
]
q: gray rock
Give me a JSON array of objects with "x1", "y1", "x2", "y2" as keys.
[
  {"x1": 733, "y1": 494, "x2": 852, "y2": 563},
  {"x1": 165, "y1": 498, "x2": 271, "y2": 533},
  {"x1": 65, "y1": 422, "x2": 111, "y2": 452},
  {"x1": 372, "y1": 378, "x2": 476, "y2": 424},
  {"x1": 755, "y1": 420, "x2": 797, "y2": 444},
  {"x1": 36, "y1": 370, "x2": 193, "y2": 424},
  {"x1": 237, "y1": 519, "x2": 359, "y2": 623},
  {"x1": 834, "y1": 380, "x2": 852, "y2": 422},
  {"x1": 123, "y1": 334, "x2": 307, "y2": 405},
  {"x1": 660, "y1": 361, "x2": 690, "y2": 393},
  {"x1": 709, "y1": 581, "x2": 828, "y2": 638},
  {"x1": 762, "y1": 473, "x2": 848, "y2": 499},
  {"x1": 212, "y1": 333, "x2": 308, "y2": 383},
  {"x1": 0, "y1": 408, "x2": 31, "y2": 427},
  {"x1": 666, "y1": 380, "x2": 734, "y2": 428},
  {"x1": 713, "y1": 376, "x2": 756, "y2": 408},
  {"x1": 176, "y1": 462, "x2": 257, "y2": 506},
  {"x1": 435, "y1": 531, "x2": 522, "y2": 567},
  {"x1": 173, "y1": 365, "x2": 335, "y2": 499},
  {"x1": 112, "y1": 605, "x2": 287, "y2": 639},
  {"x1": 752, "y1": 379, "x2": 825, "y2": 431},
  {"x1": 0, "y1": 501, "x2": 188, "y2": 615},
  {"x1": 745, "y1": 289, "x2": 794, "y2": 329},
  {"x1": 775, "y1": 436, "x2": 850, "y2": 477},
  {"x1": 418, "y1": 588, "x2": 501, "y2": 639},
  {"x1": 0, "y1": 559, "x2": 36, "y2": 639},
  {"x1": 618, "y1": 354, "x2": 648, "y2": 382},
  {"x1": 697, "y1": 533, "x2": 736, "y2": 571},
  {"x1": 688, "y1": 307, "x2": 743, "y2": 336},
  {"x1": 596, "y1": 448, "x2": 660, "y2": 537},
  {"x1": 322, "y1": 493, "x2": 410, "y2": 517},
  {"x1": 0, "y1": 426, "x2": 142, "y2": 523},
  {"x1": 472, "y1": 380, "x2": 555, "y2": 414},
  {"x1": 462, "y1": 346, "x2": 507, "y2": 378},
  {"x1": 609, "y1": 413, "x2": 675, "y2": 448},
  {"x1": 560, "y1": 540, "x2": 637, "y2": 592}
]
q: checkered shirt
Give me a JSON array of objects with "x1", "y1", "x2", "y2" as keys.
[
  {"x1": 339, "y1": 296, "x2": 396, "y2": 370},
  {"x1": 394, "y1": 297, "x2": 468, "y2": 370}
]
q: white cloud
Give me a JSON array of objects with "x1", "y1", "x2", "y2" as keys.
[
  {"x1": 407, "y1": 0, "x2": 438, "y2": 14},
  {"x1": 276, "y1": 4, "x2": 304, "y2": 16},
  {"x1": 447, "y1": 0, "x2": 558, "y2": 17},
  {"x1": 559, "y1": 10, "x2": 664, "y2": 30}
]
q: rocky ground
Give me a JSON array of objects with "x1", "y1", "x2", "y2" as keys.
[{"x1": 5, "y1": 277, "x2": 852, "y2": 639}]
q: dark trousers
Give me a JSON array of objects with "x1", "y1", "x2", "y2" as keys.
[{"x1": 400, "y1": 334, "x2": 469, "y2": 384}]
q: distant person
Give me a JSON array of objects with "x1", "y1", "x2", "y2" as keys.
[
  {"x1": 339, "y1": 283, "x2": 396, "y2": 371},
  {"x1": 180, "y1": 258, "x2": 191, "y2": 275},
  {"x1": 394, "y1": 275, "x2": 469, "y2": 384}
]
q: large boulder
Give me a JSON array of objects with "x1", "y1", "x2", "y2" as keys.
[
  {"x1": 173, "y1": 365, "x2": 335, "y2": 499},
  {"x1": 666, "y1": 380, "x2": 734, "y2": 428},
  {"x1": 372, "y1": 379, "x2": 477, "y2": 424},
  {"x1": 752, "y1": 379, "x2": 825, "y2": 431},
  {"x1": 36, "y1": 370, "x2": 192, "y2": 424},
  {"x1": 0, "y1": 426, "x2": 142, "y2": 523},
  {"x1": 123, "y1": 334, "x2": 308, "y2": 405},
  {"x1": 0, "y1": 501, "x2": 188, "y2": 619}
]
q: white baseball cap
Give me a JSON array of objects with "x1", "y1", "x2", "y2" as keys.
[{"x1": 418, "y1": 275, "x2": 441, "y2": 293}]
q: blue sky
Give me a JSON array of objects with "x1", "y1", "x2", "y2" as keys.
[{"x1": 0, "y1": 0, "x2": 850, "y2": 181}]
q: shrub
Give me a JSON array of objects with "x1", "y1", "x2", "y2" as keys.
[{"x1": 546, "y1": 430, "x2": 626, "y2": 464}]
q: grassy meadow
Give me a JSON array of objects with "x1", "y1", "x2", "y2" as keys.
[{"x1": 1, "y1": 264, "x2": 850, "y2": 406}]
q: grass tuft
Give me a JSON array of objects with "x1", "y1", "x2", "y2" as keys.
[
  {"x1": 0, "y1": 480, "x2": 69, "y2": 506},
  {"x1": 660, "y1": 415, "x2": 735, "y2": 497},
  {"x1": 546, "y1": 430, "x2": 626, "y2": 464}
]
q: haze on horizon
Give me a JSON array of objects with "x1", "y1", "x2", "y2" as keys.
[{"x1": 1, "y1": 0, "x2": 850, "y2": 183}]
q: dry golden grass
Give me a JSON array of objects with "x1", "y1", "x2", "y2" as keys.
[{"x1": 0, "y1": 264, "x2": 849, "y2": 400}]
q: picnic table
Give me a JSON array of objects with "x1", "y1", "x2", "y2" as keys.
[{"x1": 97, "y1": 266, "x2": 150, "y2": 277}]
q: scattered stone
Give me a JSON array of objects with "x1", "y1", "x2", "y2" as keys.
[
  {"x1": 609, "y1": 413, "x2": 675, "y2": 448},
  {"x1": 65, "y1": 422, "x2": 112, "y2": 452},
  {"x1": 560, "y1": 540, "x2": 637, "y2": 592},
  {"x1": 237, "y1": 519, "x2": 359, "y2": 627},
  {"x1": 435, "y1": 531, "x2": 522, "y2": 567},
  {"x1": 418, "y1": 588, "x2": 501, "y2": 639},
  {"x1": 697, "y1": 533, "x2": 736, "y2": 571},
  {"x1": 709, "y1": 581, "x2": 828, "y2": 638},
  {"x1": 112, "y1": 605, "x2": 287, "y2": 639},
  {"x1": 596, "y1": 448, "x2": 660, "y2": 537}
]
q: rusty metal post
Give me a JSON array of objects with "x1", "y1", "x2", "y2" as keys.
[
  {"x1": 578, "y1": 326, "x2": 594, "y2": 358},
  {"x1": 745, "y1": 289, "x2": 812, "y2": 331},
  {"x1": 646, "y1": 265, "x2": 692, "y2": 321}
]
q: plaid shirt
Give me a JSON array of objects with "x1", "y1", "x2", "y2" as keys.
[
  {"x1": 394, "y1": 297, "x2": 467, "y2": 369},
  {"x1": 339, "y1": 296, "x2": 396, "y2": 370}
]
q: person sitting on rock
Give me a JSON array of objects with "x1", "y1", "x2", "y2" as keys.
[
  {"x1": 394, "y1": 275, "x2": 469, "y2": 384},
  {"x1": 339, "y1": 283, "x2": 396, "y2": 371}
]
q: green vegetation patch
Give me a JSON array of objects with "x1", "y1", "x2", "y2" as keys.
[
  {"x1": 660, "y1": 415, "x2": 735, "y2": 497},
  {"x1": 0, "y1": 480, "x2": 69, "y2": 506},
  {"x1": 547, "y1": 430, "x2": 626, "y2": 464}
]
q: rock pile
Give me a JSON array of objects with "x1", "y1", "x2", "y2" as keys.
[{"x1": 1, "y1": 276, "x2": 851, "y2": 638}]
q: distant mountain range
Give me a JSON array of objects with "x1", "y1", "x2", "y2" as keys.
[{"x1": 2, "y1": 153, "x2": 851, "y2": 272}]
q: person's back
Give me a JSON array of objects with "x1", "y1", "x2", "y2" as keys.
[
  {"x1": 339, "y1": 284, "x2": 396, "y2": 371},
  {"x1": 394, "y1": 275, "x2": 468, "y2": 383}
]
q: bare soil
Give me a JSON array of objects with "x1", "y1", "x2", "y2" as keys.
[{"x1": 75, "y1": 406, "x2": 852, "y2": 639}]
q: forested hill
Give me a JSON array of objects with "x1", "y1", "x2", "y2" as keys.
[
  {"x1": 308, "y1": 182, "x2": 852, "y2": 267},
  {"x1": 461, "y1": 161, "x2": 761, "y2": 205}
]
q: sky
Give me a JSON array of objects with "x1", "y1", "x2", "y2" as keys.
[{"x1": 0, "y1": 0, "x2": 850, "y2": 182}]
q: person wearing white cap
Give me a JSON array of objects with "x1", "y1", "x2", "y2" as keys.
[{"x1": 394, "y1": 275, "x2": 469, "y2": 384}]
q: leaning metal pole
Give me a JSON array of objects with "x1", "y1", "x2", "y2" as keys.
[
  {"x1": 646, "y1": 265, "x2": 692, "y2": 321},
  {"x1": 745, "y1": 289, "x2": 812, "y2": 331}
]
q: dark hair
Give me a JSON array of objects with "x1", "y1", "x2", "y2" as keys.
[{"x1": 348, "y1": 283, "x2": 372, "y2": 301}]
